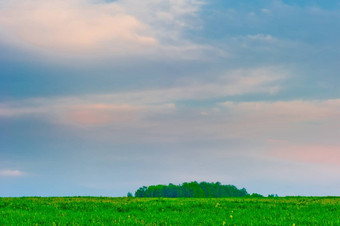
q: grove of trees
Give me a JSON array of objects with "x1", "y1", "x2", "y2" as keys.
[{"x1": 134, "y1": 181, "x2": 249, "y2": 198}]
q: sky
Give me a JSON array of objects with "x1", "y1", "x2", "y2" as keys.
[{"x1": 0, "y1": 0, "x2": 339, "y2": 197}]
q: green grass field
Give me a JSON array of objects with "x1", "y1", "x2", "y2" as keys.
[{"x1": 0, "y1": 197, "x2": 339, "y2": 225}]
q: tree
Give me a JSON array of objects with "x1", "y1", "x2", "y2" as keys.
[
  {"x1": 127, "y1": 192, "x2": 133, "y2": 197},
  {"x1": 135, "y1": 186, "x2": 147, "y2": 197}
]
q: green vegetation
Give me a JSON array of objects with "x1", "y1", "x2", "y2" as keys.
[
  {"x1": 0, "y1": 197, "x2": 339, "y2": 225},
  {"x1": 134, "y1": 181, "x2": 248, "y2": 198}
]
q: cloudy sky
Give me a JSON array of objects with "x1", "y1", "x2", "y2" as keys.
[{"x1": 1, "y1": 0, "x2": 339, "y2": 197}]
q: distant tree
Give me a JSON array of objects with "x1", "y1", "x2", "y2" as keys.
[
  {"x1": 127, "y1": 192, "x2": 133, "y2": 197},
  {"x1": 250, "y1": 193, "x2": 264, "y2": 197},
  {"x1": 133, "y1": 182, "x2": 250, "y2": 198},
  {"x1": 268, "y1": 194, "x2": 279, "y2": 197}
]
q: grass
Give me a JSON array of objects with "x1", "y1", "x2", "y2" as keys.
[{"x1": 0, "y1": 197, "x2": 339, "y2": 225}]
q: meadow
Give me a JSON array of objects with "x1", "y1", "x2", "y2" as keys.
[{"x1": 0, "y1": 197, "x2": 339, "y2": 225}]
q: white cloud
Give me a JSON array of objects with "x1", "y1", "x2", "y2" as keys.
[
  {"x1": 261, "y1": 8, "x2": 271, "y2": 13},
  {"x1": 220, "y1": 99, "x2": 340, "y2": 123},
  {"x1": 0, "y1": 169, "x2": 25, "y2": 177},
  {"x1": 61, "y1": 103, "x2": 176, "y2": 126},
  {"x1": 246, "y1": 34, "x2": 275, "y2": 42},
  {"x1": 87, "y1": 66, "x2": 287, "y2": 105}
]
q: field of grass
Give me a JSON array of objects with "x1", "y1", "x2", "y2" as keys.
[{"x1": 0, "y1": 197, "x2": 339, "y2": 225}]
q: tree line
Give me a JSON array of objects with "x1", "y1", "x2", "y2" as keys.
[{"x1": 133, "y1": 181, "x2": 249, "y2": 198}]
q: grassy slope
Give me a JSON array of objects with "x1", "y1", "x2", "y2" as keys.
[{"x1": 0, "y1": 197, "x2": 339, "y2": 225}]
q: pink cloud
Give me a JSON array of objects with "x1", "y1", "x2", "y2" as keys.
[
  {"x1": 0, "y1": 0, "x2": 157, "y2": 54},
  {"x1": 271, "y1": 145, "x2": 340, "y2": 165},
  {"x1": 66, "y1": 104, "x2": 143, "y2": 126},
  {"x1": 0, "y1": 169, "x2": 25, "y2": 177}
]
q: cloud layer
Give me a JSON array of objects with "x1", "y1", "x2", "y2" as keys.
[
  {"x1": 1, "y1": 0, "x2": 340, "y2": 196},
  {"x1": 0, "y1": 66, "x2": 287, "y2": 121}
]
